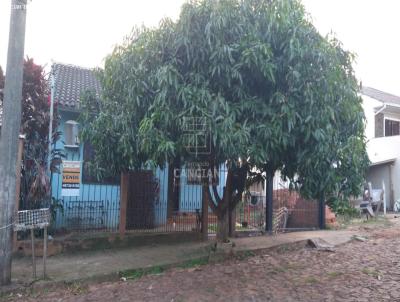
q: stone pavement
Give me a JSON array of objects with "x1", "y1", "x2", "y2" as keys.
[{"x1": 9, "y1": 228, "x2": 359, "y2": 287}]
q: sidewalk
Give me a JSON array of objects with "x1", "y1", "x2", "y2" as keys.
[{"x1": 9, "y1": 228, "x2": 359, "y2": 288}]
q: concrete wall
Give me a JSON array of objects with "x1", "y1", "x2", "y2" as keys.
[
  {"x1": 367, "y1": 135, "x2": 400, "y2": 207},
  {"x1": 363, "y1": 95, "x2": 400, "y2": 207},
  {"x1": 367, "y1": 163, "x2": 392, "y2": 209},
  {"x1": 362, "y1": 95, "x2": 383, "y2": 140}
]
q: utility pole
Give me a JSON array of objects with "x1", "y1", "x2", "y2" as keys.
[{"x1": 0, "y1": 0, "x2": 27, "y2": 285}]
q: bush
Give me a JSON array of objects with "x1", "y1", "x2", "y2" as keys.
[{"x1": 327, "y1": 197, "x2": 359, "y2": 217}]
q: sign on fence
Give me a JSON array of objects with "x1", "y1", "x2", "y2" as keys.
[{"x1": 62, "y1": 161, "x2": 81, "y2": 196}]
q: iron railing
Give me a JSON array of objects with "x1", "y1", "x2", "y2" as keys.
[
  {"x1": 234, "y1": 192, "x2": 319, "y2": 233},
  {"x1": 54, "y1": 199, "x2": 120, "y2": 234}
]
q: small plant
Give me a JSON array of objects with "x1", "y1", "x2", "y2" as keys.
[
  {"x1": 122, "y1": 269, "x2": 145, "y2": 280},
  {"x1": 327, "y1": 196, "x2": 359, "y2": 217},
  {"x1": 208, "y1": 224, "x2": 218, "y2": 233},
  {"x1": 66, "y1": 282, "x2": 88, "y2": 295}
]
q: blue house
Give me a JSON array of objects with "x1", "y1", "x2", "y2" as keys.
[{"x1": 49, "y1": 63, "x2": 225, "y2": 233}]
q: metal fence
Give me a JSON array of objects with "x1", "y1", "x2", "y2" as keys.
[
  {"x1": 54, "y1": 204, "x2": 202, "y2": 235},
  {"x1": 126, "y1": 206, "x2": 202, "y2": 233},
  {"x1": 235, "y1": 201, "x2": 265, "y2": 232},
  {"x1": 19, "y1": 164, "x2": 319, "y2": 237},
  {"x1": 24, "y1": 195, "x2": 318, "y2": 236},
  {"x1": 234, "y1": 193, "x2": 319, "y2": 233},
  {"x1": 54, "y1": 200, "x2": 120, "y2": 234}
]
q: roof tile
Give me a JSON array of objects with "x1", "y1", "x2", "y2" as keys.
[{"x1": 51, "y1": 63, "x2": 101, "y2": 111}]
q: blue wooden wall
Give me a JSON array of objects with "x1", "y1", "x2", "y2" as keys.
[
  {"x1": 51, "y1": 111, "x2": 121, "y2": 231},
  {"x1": 51, "y1": 110, "x2": 226, "y2": 231},
  {"x1": 179, "y1": 164, "x2": 227, "y2": 212}
]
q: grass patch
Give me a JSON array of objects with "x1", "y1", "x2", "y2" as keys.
[
  {"x1": 362, "y1": 217, "x2": 392, "y2": 227},
  {"x1": 208, "y1": 224, "x2": 218, "y2": 233},
  {"x1": 362, "y1": 268, "x2": 380, "y2": 277},
  {"x1": 121, "y1": 257, "x2": 210, "y2": 281},
  {"x1": 120, "y1": 265, "x2": 165, "y2": 280},
  {"x1": 205, "y1": 286, "x2": 216, "y2": 293},
  {"x1": 276, "y1": 245, "x2": 289, "y2": 253},
  {"x1": 235, "y1": 250, "x2": 255, "y2": 260},
  {"x1": 284, "y1": 263, "x2": 306, "y2": 270},
  {"x1": 65, "y1": 282, "x2": 88, "y2": 296},
  {"x1": 270, "y1": 266, "x2": 288, "y2": 274},
  {"x1": 336, "y1": 214, "x2": 392, "y2": 230},
  {"x1": 274, "y1": 242, "x2": 305, "y2": 254},
  {"x1": 304, "y1": 276, "x2": 318, "y2": 284},
  {"x1": 327, "y1": 271, "x2": 344, "y2": 278},
  {"x1": 178, "y1": 257, "x2": 209, "y2": 269}
]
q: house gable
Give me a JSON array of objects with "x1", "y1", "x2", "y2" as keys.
[
  {"x1": 362, "y1": 86, "x2": 400, "y2": 139},
  {"x1": 52, "y1": 63, "x2": 101, "y2": 111}
]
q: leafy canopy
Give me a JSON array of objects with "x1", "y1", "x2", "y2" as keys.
[{"x1": 81, "y1": 0, "x2": 369, "y2": 200}]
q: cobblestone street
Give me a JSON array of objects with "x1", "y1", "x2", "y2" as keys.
[{"x1": 4, "y1": 219, "x2": 400, "y2": 302}]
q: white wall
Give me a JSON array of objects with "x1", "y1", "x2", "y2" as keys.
[
  {"x1": 367, "y1": 164, "x2": 392, "y2": 208},
  {"x1": 362, "y1": 95, "x2": 382, "y2": 140},
  {"x1": 362, "y1": 95, "x2": 400, "y2": 206},
  {"x1": 393, "y1": 157, "x2": 400, "y2": 205},
  {"x1": 367, "y1": 136, "x2": 400, "y2": 205}
]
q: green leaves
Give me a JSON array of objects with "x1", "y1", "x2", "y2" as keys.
[{"x1": 79, "y1": 0, "x2": 368, "y2": 201}]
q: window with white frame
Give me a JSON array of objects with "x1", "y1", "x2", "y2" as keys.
[{"x1": 64, "y1": 120, "x2": 80, "y2": 147}]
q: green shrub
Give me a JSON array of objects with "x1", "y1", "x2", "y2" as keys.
[{"x1": 328, "y1": 197, "x2": 359, "y2": 217}]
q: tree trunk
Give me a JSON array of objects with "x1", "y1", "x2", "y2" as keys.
[
  {"x1": 216, "y1": 168, "x2": 233, "y2": 242},
  {"x1": 0, "y1": 0, "x2": 27, "y2": 285},
  {"x1": 265, "y1": 168, "x2": 274, "y2": 234},
  {"x1": 216, "y1": 211, "x2": 229, "y2": 242},
  {"x1": 167, "y1": 157, "x2": 180, "y2": 219},
  {"x1": 201, "y1": 185, "x2": 208, "y2": 241},
  {"x1": 208, "y1": 165, "x2": 244, "y2": 242},
  {"x1": 229, "y1": 204, "x2": 236, "y2": 237}
]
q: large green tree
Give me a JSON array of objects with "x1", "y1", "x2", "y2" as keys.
[{"x1": 81, "y1": 0, "x2": 368, "y2": 241}]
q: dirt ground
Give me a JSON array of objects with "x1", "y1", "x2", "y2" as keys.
[{"x1": 3, "y1": 217, "x2": 400, "y2": 302}]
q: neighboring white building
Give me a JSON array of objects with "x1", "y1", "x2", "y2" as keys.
[{"x1": 362, "y1": 86, "x2": 400, "y2": 209}]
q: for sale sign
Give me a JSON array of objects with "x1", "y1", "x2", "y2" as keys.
[{"x1": 62, "y1": 161, "x2": 81, "y2": 196}]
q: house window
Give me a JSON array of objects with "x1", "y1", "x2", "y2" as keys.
[
  {"x1": 82, "y1": 142, "x2": 119, "y2": 184},
  {"x1": 64, "y1": 120, "x2": 80, "y2": 147},
  {"x1": 384, "y1": 119, "x2": 400, "y2": 136}
]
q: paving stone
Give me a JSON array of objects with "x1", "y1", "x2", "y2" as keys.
[{"x1": 5, "y1": 218, "x2": 400, "y2": 301}]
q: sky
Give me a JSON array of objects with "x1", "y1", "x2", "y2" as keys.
[{"x1": 0, "y1": 0, "x2": 399, "y2": 96}]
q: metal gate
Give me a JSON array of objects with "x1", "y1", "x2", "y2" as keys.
[{"x1": 126, "y1": 171, "x2": 156, "y2": 230}]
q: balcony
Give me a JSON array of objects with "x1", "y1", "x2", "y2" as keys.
[{"x1": 367, "y1": 135, "x2": 400, "y2": 165}]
